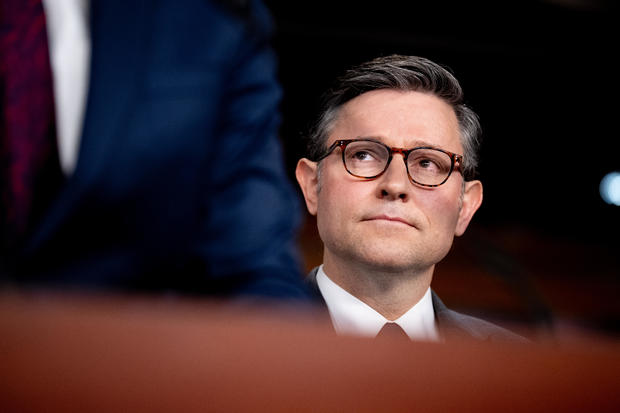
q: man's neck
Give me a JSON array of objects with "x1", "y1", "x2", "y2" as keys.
[{"x1": 322, "y1": 255, "x2": 434, "y2": 321}]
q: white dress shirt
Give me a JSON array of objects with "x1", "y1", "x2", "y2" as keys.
[
  {"x1": 316, "y1": 265, "x2": 440, "y2": 342},
  {"x1": 42, "y1": 0, "x2": 91, "y2": 175}
]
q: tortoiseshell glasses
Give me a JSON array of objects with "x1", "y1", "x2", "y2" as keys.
[{"x1": 317, "y1": 139, "x2": 463, "y2": 187}]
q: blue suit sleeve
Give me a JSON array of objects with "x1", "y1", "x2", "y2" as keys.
[{"x1": 195, "y1": 1, "x2": 310, "y2": 300}]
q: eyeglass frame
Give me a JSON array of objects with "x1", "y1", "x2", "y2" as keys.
[{"x1": 315, "y1": 138, "x2": 464, "y2": 188}]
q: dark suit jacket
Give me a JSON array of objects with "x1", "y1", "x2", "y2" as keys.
[
  {"x1": 3, "y1": 0, "x2": 309, "y2": 299},
  {"x1": 306, "y1": 267, "x2": 526, "y2": 342}
]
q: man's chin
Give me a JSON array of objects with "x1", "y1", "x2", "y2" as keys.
[{"x1": 356, "y1": 252, "x2": 428, "y2": 274}]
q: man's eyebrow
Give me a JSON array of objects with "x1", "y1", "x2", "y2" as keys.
[
  {"x1": 354, "y1": 136, "x2": 444, "y2": 150},
  {"x1": 353, "y1": 135, "x2": 386, "y2": 143}
]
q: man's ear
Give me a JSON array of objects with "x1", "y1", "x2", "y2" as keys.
[
  {"x1": 455, "y1": 180, "x2": 483, "y2": 236},
  {"x1": 295, "y1": 158, "x2": 319, "y2": 216}
]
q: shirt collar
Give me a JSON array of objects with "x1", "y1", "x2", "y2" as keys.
[{"x1": 316, "y1": 265, "x2": 440, "y2": 342}]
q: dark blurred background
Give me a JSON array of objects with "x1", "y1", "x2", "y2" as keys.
[{"x1": 263, "y1": 0, "x2": 619, "y2": 341}]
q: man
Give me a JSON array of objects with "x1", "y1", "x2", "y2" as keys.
[
  {"x1": 296, "y1": 54, "x2": 524, "y2": 341},
  {"x1": 0, "y1": 0, "x2": 309, "y2": 300}
]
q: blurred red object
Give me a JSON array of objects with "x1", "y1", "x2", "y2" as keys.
[{"x1": 1, "y1": 289, "x2": 619, "y2": 412}]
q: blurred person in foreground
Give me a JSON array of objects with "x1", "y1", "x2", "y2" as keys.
[
  {"x1": 296, "y1": 54, "x2": 526, "y2": 341},
  {"x1": 0, "y1": 0, "x2": 309, "y2": 301}
]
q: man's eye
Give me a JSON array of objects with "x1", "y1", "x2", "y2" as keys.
[
  {"x1": 418, "y1": 159, "x2": 438, "y2": 169},
  {"x1": 352, "y1": 151, "x2": 375, "y2": 161},
  {"x1": 410, "y1": 151, "x2": 451, "y2": 173}
]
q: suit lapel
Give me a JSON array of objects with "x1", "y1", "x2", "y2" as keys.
[
  {"x1": 432, "y1": 291, "x2": 463, "y2": 339},
  {"x1": 305, "y1": 266, "x2": 326, "y2": 304},
  {"x1": 304, "y1": 267, "x2": 335, "y2": 331},
  {"x1": 27, "y1": 0, "x2": 146, "y2": 250},
  {"x1": 75, "y1": 0, "x2": 146, "y2": 182},
  {"x1": 432, "y1": 290, "x2": 486, "y2": 341}
]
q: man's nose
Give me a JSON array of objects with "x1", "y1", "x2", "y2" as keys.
[{"x1": 377, "y1": 154, "x2": 411, "y2": 201}]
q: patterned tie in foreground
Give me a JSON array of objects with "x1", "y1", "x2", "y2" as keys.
[{"x1": 0, "y1": 0, "x2": 63, "y2": 247}]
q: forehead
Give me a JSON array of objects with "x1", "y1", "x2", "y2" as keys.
[{"x1": 330, "y1": 89, "x2": 462, "y2": 153}]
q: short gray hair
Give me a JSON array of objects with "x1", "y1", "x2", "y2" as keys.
[{"x1": 307, "y1": 54, "x2": 482, "y2": 180}]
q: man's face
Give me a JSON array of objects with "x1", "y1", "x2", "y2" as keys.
[{"x1": 296, "y1": 89, "x2": 482, "y2": 275}]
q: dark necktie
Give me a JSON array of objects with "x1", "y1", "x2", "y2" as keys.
[
  {"x1": 0, "y1": 0, "x2": 64, "y2": 250},
  {"x1": 376, "y1": 322, "x2": 410, "y2": 340}
]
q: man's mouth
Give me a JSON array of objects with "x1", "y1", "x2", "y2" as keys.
[{"x1": 363, "y1": 214, "x2": 416, "y2": 228}]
